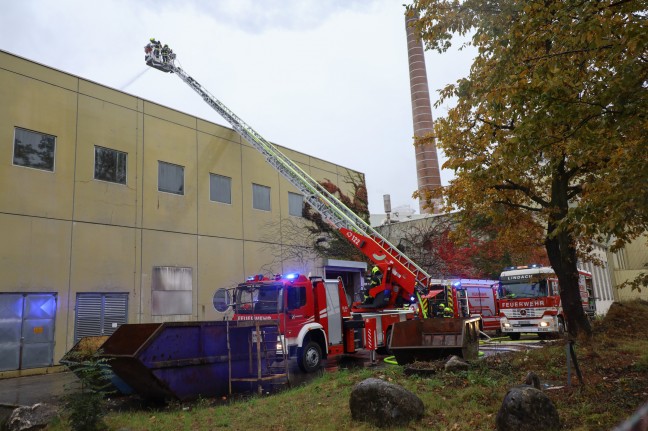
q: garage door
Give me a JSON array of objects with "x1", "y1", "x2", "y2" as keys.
[{"x1": 0, "y1": 293, "x2": 57, "y2": 371}]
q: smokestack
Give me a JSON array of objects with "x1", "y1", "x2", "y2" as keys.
[
  {"x1": 383, "y1": 194, "x2": 392, "y2": 224},
  {"x1": 405, "y1": 10, "x2": 442, "y2": 214}
]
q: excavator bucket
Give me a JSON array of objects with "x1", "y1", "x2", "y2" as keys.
[
  {"x1": 389, "y1": 316, "x2": 481, "y2": 364},
  {"x1": 99, "y1": 320, "x2": 281, "y2": 401}
]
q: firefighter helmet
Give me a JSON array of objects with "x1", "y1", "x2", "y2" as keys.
[{"x1": 371, "y1": 266, "x2": 380, "y2": 274}]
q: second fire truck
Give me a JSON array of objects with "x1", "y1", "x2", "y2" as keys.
[{"x1": 498, "y1": 264, "x2": 595, "y2": 340}]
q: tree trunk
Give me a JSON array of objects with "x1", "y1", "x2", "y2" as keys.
[
  {"x1": 545, "y1": 226, "x2": 592, "y2": 340},
  {"x1": 544, "y1": 155, "x2": 592, "y2": 340}
]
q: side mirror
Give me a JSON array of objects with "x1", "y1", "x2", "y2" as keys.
[{"x1": 212, "y1": 288, "x2": 232, "y2": 313}]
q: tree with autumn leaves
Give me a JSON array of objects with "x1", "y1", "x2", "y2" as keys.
[{"x1": 408, "y1": 0, "x2": 648, "y2": 338}]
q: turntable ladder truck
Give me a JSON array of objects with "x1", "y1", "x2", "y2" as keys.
[
  {"x1": 144, "y1": 44, "x2": 432, "y2": 312},
  {"x1": 143, "y1": 44, "x2": 481, "y2": 368}
]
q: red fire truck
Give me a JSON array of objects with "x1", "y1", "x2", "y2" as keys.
[
  {"x1": 231, "y1": 273, "x2": 413, "y2": 372},
  {"x1": 424, "y1": 279, "x2": 499, "y2": 332},
  {"x1": 145, "y1": 41, "x2": 481, "y2": 373},
  {"x1": 461, "y1": 280, "x2": 500, "y2": 332},
  {"x1": 498, "y1": 264, "x2": 595, "y2": 340}
]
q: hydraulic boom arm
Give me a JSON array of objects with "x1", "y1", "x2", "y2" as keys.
[{"x1": 144, "y1": 43, "x2": 432, "y2": 308}]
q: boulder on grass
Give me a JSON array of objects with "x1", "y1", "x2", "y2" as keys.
[
  {"x1": 496, "y1": 383, "x2": 560, "y2": 431},
  {"x1": 7, "y1": 403, "x2": 59, "y2": 431},
  {"x1": 349, "y1": 378, "x2": 424, "y2": 428}
]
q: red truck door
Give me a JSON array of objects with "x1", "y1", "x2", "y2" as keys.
[{"x1": 283, "y1": 283, "x2": 312, "y2": 341}]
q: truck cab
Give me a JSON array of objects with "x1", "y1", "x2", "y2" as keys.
[
  {"x1": 498, "y1": 264, "x2": 593, "y2": 340},
  {"x1": 231, "y1": 273, "x2": 352, "y2": 372}
]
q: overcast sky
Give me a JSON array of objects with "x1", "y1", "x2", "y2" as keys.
[{"x1": 1, "y1": 0, "x2": 475, "y2": 215}]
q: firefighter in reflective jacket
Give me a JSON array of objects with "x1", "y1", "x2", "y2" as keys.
[
  {"x1": 443, "y1": 306, "x2": 453, "y2": 318},
  {"x1": 149, "y1": 38, "x2": 161, "y2": 59},
  {"x1": 162, "y1": 44, "x2": 172, "y2": 62},
  {"x1": 363, "y1": 265, "x2": 383, "y2": 303},
  {"x1": 435, "y1": 302, "x2": 446, "y2": 317}
]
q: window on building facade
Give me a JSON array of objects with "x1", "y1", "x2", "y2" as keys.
[
  {"x1": 158, "y1": 161, "x2": 184, "y2": 195},
  {"x1": 13, "y1": 127, "x2": 56, "y2": 172},
  {"x1": 94, "y1": 146, "x2": 127, "y2": 184},
  {"x1": 252, "y1": 183, "x2": 271, "y2": 211},
  {"x1": 210, "y1": 173, "x2": 232, "y2": 204},
  {"x1": 151, "y1": 266, "x2": 192, "y2": 315},
  {"x1": 288, "y1": 192, "x2": 303, "y2": 217}
]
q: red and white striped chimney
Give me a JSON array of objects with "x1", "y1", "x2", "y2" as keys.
[{"x1": 405, "y1": 11, "x2": 442, "y2": 214}]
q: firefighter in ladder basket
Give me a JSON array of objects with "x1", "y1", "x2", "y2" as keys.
[{"x1": 363, "y1": 265, "x2": 387, "y2": 307}]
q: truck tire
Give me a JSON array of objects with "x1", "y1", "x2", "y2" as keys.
[
  {"x1": 297, "y1": 341, "x2": 322, "y2": 373},
  {"x1": 509, "y1": 333, "x2": 521, "y2": 341}
]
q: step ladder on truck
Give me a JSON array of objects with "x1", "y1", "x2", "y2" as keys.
[{"x1": 129, "y1": 43, "x2": 482, "y2": 375}]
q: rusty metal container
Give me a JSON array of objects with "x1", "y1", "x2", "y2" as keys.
[
  {"x1": 99, "y1": 320, "x2": 280, "y2": 401},
  {"x1": 389, "y1": 317, "x2": 481, "y2": 364}
]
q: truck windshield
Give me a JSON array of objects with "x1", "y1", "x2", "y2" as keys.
[
  {"x1": 235, "y1": 283, "x2": 283, "y2": 314},
  {"x1": 500, "y1": 280, "x2": 548, "y2": 299}
]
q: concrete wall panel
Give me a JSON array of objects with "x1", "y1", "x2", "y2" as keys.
[
  {"x1": 78, "y1": 79, "x2": 138, "y2": 111},
  {"x1": 73, "y1": 95, "x2": 139, "y2": 226},
  {"x1": 197, "y1": 131, "x2": 243, "y2": 238},
  {"x1": 0, "y1": 52, "x2": 77, "y2": 91},
  {"x1": 241, "y1": 146, "x2": 281, "y2": 242},
  {"x1": 140, "y1": 230, "x2": 198, "y2": 322},
  {"x1": 197, "y1": 236, "x2": 244, "y2": 321},
  {"x1": 141, "y1": 115, "x2": 197, "y2": 233},
  {"x1": 0, "y1": 68, "x2": 77, "y2": 219}
]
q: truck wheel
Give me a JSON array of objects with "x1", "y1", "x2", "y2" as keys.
[
  {"x1": 509, "y1": 333, "x2": 521, "y2": 341},
  {"x1": 297, "y1": 341, "x2": 322, "y2": 373}
]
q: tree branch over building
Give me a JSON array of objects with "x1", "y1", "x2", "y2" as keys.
[{"x1": 259, "y1": 171, "x2": 370, "y2": 274}]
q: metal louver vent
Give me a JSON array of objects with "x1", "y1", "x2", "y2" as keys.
[{"x1": 75, "y1": 293, "x2": 128, "y2": 343}]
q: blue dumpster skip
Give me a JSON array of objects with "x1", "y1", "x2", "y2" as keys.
[{"x1": 99, "y1": 320, "x2": 280, "y2": 401}]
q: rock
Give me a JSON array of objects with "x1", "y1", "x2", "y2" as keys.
[
  {"x1": 444, "y1": 355, "x2": 469, "y2": 372},
  {"x1": 496, "y1": 384, "x2": 560, "y2": 431},
  {"x1": 349, "y1": 378, "x2": 424, "y2": 428},
  {"x1": 7, "y1": 403, "x2": 59, "y2": 431}
]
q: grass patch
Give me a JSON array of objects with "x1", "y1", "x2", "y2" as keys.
[{"x1": 46, "y1": 300, "x2": 648, "y2": 431}]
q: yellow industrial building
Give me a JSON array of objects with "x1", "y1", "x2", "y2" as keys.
[{"x1": 0, "y1": 50, "x2": 366, "y2": 373}]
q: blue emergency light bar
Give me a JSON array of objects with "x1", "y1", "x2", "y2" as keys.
[{"x1": 503, "y1": 263, "x2": 543, "y2": 271}]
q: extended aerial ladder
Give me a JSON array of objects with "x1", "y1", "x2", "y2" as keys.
[{"x1": 144, "y1": 43, "x2": 434, "y2": 314}]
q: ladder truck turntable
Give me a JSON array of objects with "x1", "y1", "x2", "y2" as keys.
[{"x1": 143, "y1": 43, "x2": 481, "y2": 372}]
